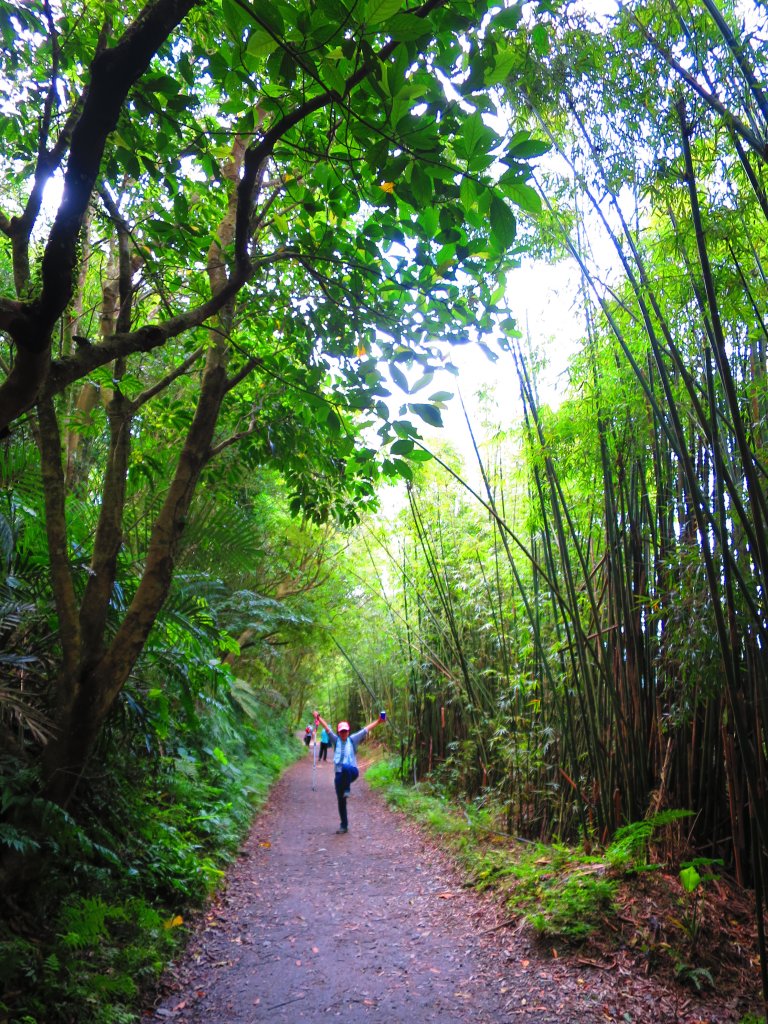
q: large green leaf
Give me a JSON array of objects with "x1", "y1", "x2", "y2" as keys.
[
  {"x1": 388, "y1": 12, "x2": 431, "y2": 41},
  {"x1": 489, "y1": 195, "x2": 517, "y2": 249},
  {"x1": 505, "y1": 181, "x2": 542, "y2": 215},
  {"x1": 409, "y1": 371, "x2": 434, "y2": 394},
  {"x1": 409, "y1": 164, "x2": 433, "y2": 206},
  {"x1": 364, "y1": 0, "x2": 403, "y2": 25},
  {"x1": 409, "y1": 403, "x2": 443, "y2": 427},
  {"x1": 390, "y1": 438, "x2": 415, "y2": 454},
  {"x1": 531, "y1": 23, "x2": 549, "y2": 56},
  {"x1": 506, "y1": 136, "x2": 551, "y2": 160},
  {"x1": 246, "y1": 29, "x2": 279, "y2": 58},
  {"x1": 485, "y1": 46, "x2": 521, "y2": 86},
  {"x1": 390, "y1": 364, "x2": 410, "y2": 393},
  {"x1": 402, "y1": 447, "x2": 433, "y2": 462},
  {"x1": 456, "y1": 111, "x2": 497, "y2": 161}
]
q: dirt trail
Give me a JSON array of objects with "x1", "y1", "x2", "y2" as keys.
[{"x1": 145, "y1": 751, "x2": 744, "y2": 1024}]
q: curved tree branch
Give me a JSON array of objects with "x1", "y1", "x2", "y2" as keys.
[{"x1": 0, "y1": 0, "x2": 198, "y2": 435}]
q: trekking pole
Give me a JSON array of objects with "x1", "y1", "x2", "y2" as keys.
[{"x1": 312, "y1": 713, "x2": 319, "y2": 791}]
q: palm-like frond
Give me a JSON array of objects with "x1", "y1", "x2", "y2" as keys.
[
  {"x1": 0, "y1": 679, "x2": 57, "y2": 745},
  {"x1": 175, "y1": 495, "x2": 267, "y2": 579},
  {"x1": 212, "y1": 589, "x2": 314, "y2": 642},
  {"x1": 228, "y1": 677, "x2": 287, "y2": 721}
]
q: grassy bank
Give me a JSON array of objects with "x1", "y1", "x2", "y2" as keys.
[{"x1": 366, "y1": 758, "x2": 763, "y2": 1022}]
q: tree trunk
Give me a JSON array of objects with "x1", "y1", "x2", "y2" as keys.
[
  {"x1": 41, "y1": 348, "x2": 229, "y2": 806},
  {"x1": 40, "y1": 136, "x2": 245, "y2": 808}
]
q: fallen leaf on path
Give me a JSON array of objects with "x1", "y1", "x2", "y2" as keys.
[{"x1": 437, "y1": 892, "x2": 455, "y2": 899}]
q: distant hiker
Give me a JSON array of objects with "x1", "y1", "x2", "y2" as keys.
[
  {"x1": 318, "y1": 726, "x2": 330, "y2": 762},
  {"x1": 314, "y1": 711, "x2": 386, "y2": 834},
  {"x1": 303, "y1": 725, "x2": 313, "y2": 748}
]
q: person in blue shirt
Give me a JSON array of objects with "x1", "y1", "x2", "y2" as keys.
[
  {"x1": 314, "y1": 711, "x2": 386, "y2": 834},
  {"x1": 318, "y1": 726, "x2": 330, "y2": 762}
]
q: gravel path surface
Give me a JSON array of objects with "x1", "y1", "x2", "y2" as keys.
[{"x1": 145, "y1": 750, "x2": 750, "y2": 1024}]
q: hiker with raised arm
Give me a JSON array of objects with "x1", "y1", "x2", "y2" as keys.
[{"x1": 314, "y1": 711, "x2": 386, "y2": 834}]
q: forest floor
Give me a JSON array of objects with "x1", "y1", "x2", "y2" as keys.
[{"x1": 144, "y1": 751, "x2": 763, "y2": 1024}]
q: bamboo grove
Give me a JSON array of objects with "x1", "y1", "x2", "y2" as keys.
[{"x1": 331, "y1": 0, "x2": 768, "y2": 998}]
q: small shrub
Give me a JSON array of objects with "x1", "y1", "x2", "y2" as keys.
[
  {"x1": 528, "y1": 869, "x2": 617, "y2": 940},
  {"x1": 674, "y1": 961, "x2": 714, "y2": 992},
  {"x1": 365, "y1": 757, "x2": 401, "y2": 789}
]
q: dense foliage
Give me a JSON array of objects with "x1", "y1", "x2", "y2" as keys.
[
  {"x1": 0, "y1": 0, "x2": 545, "y2": 808},
  {"x1": 329, "y1": 0, "x2": 768, "y2": 1005},
  {"x1": 0, "y1": 667, "x2": 300, "y2": 1024},
  {"x1": 3, "y1": 0, "x2": 768, "y2": 1018}
]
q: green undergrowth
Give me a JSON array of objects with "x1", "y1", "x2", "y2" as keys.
[
  {"x1": 0, "y1": 705, "x2": 301, "y2": 1024},
  {"x1": 371, "y1": 761, "x2": 764, "y2": 1017},
  {"x1": 367, "y1": 759, "x2": 695, "y2": 944}
]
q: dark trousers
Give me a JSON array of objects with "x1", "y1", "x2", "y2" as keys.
[
  {"x1": 319, "y1": 742, "x2": 329, "y2": 761},
  {"x1": 334, "y1": 767, "x2": 357, "y2": 829}
]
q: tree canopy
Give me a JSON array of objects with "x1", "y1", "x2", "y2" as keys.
[{"x1": 0, "y1": 0, "x2": 549, "y2": 805}]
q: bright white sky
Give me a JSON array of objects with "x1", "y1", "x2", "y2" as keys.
[{"x1": 405, "y1": 253, "x2": 585, "y2": 471}]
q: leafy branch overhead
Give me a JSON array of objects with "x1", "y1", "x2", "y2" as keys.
[{"x1": 0, "y1": 0, "x2": 549, "y2": 445}]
